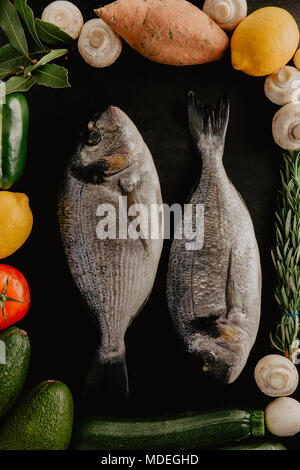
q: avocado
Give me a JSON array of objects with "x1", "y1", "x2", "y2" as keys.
[
  {"x1": 0, "y1": 327, "x2": 31, "y2": 420},
  {"x1": 0, "y1": 380, "x2": 74, "y2": 450}
]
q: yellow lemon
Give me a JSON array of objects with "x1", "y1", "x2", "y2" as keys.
[
  {"x1": 0, "y1": 192, "x2": 33, "y2": 259},
  {"x1": 231, "y1": 7, "x2": 300, "y2": 76}
]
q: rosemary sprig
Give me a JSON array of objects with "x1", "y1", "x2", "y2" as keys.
[{"x1": 271, "y1": 150, "x2": 300, "y2": 362}]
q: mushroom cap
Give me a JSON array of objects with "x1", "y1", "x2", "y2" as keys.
[
  {"x1": 265, "y1": 66, "x2": 300, "y2": 105},
  {"x1": 254, "y1": 354, "x2": 299, "y2": 397},
  {"x1": 265, "y1": 397, "x2": 300, "y2": 437},
  {"x1": 272, "y1": 102, "x2": 300, "y2": 151},
  {"x1": 41, "y1": 1, "x2": 83, "y2": 40},
  {"x1": 78, "y1": 19, "x2": 122, "y2": 68},
  {"x1": 203, "y1": 0, "x2": 247, "y2": 32}
]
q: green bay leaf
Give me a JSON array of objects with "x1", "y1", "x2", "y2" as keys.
[
  {"x1": 25, "y1": 48, "x2": 68, "y2": 74},
  {"x1": 0, "y1": 43, "x2": 19, "y2": 61},
  {"x1": 0, "y1": 0, "x2": 28, "y2": 57},
  {"x1": 14, "y1": 0, "x2": 44, "y2": 49},
  {"x1": 35, "y1": 19, "x2": 74, "y2": 46},
  {"x1": 0, "y1": 43, "x2": 30, "y2": 78},
  {"x1": 0, "y1": 29, "x2": 7, "y2": 46},
  {"x1": 0, "y1": 74, "x2": 35, "y2": 97},
  {"x1": 32, "y1": 63, "x2": 70, "y2": 88}
]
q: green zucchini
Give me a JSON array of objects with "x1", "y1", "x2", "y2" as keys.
[
  {"x1": 75, "y1": 409, "x2": 264, "y2": 450},
  {"x1": 216, "y1": 440, "x2": 286, "y2": 450}
]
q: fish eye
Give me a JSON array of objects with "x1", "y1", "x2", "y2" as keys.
[
  {"x1": 87, "y1": 129, "x2": 101, "y2": 146},
  {"x1": 199, "y1": 351, "x2": 215, "y2": 372}
]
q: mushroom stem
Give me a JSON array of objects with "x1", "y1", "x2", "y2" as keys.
[
  {"x1": 89, "y1": 30, "x2": 106, "y2": 49},
  {"x1": 275, "y1": 67, "x2": 293, "y2": 86},
  {"x1": 291, "y1": 123, "x2": 300, "y2": 141},
  {"x1": 203, "y1": 0, "x2": 247, "y2": 32},
  {"x1": 213, "y1": 2, "x2": 231, "y2": 21},
  {"x1": 268, "y1": 370, "x2": 289, "y2": 390},
  {"x1": 265, "y1": 66, "x2": 300, "y2": 106}
]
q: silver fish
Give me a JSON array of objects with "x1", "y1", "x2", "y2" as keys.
[
  {"x1": 58, "y1": 106, "x2": 163, "y2": 403},
  {"x1": 167, "y1": 92, "x2": 261, "y2": 384}
]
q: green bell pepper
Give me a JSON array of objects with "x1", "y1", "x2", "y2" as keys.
[{"x1": 0, "y1": 93, "x2": 29, "y2": 189}]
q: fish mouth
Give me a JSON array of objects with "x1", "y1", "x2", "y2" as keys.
[
  {"x1": 88, "y1": 106, "x2": 122, "y2": 125},
  {"x1": 108, "y1": 105, "x2": 120, "y2": 119},
  {"x1": 108, "y1": 105, "x2": 125, "y2": 123}
]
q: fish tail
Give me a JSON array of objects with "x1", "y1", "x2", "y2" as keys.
[
  {"x1": 83, "y1": 349, "x2": 129, "y2": 408},
  {"x1": 188, "y1": 91, "x2": 230, "y2": 154}
]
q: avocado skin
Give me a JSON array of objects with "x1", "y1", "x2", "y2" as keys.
[
  {"x1": 0, "y1": 380, "x2": 74, "y2": 450},
  {"x1": 0, "y1": 327, "x2": 31, "y2": 420}
]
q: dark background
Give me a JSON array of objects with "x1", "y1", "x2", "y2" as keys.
[{"x1": 4, "y1": 0, "x2": 300, "y2": 450}]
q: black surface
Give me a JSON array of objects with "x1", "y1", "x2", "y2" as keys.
[{"x1": 4, "y1": 0, "x2": 300, "y2": 451}]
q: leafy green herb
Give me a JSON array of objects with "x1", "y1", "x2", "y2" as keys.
[
  {"x1": 0, "y1": 29, "x2": 7, "y2": 46},
  {"x1": 0, "y1": 43, "x2": 24, "y2": 62},
  {"x1": 0, "y1": 0, "x2": 29, "y2": 59},
  {"x1": 32, "y1": 63, "x2": 70, "y2": 88},
  {"x1": 0, "y1": 44, "x2": 31, "y2": 79},
  {"x1": 25, "y1": 48, "x2": 68, "y2": 74},
  {"x1": 14, "y1": 0, "x2": 44, "y2": 49},
  {"x1": 271, "y1": 150, "x2": 300, "y2": 363},
  {"x1": 0, "y1": 74, "x2": 35, "y2": 97},
  {"x1": 35, "y1": 19, "x2": 74, "y2": 46},
  {"x1": 0, "y1": 0, "x2": 73, "y2": 95}
]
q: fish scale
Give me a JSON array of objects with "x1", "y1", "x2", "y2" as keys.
[{"x1": 167, "y1": 92, "x2": 261, "y2": 384}]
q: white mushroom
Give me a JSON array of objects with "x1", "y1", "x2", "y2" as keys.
[
  {"x1": 264, "y1": 66, "x2": 300, "y2": 106},
  {"x1": 78, "y1": 19, "x2": 122, "y2": 68},
  {"x1": 202, "y1": 0, "x2": 247, "y2": 32},
  {"x1": 265, "y1": 397, "x2": 300, "y2": 437},
  {"x1": 272, "y1": 102, "x2": 300, "y2": 151},
  {"x1": 294, "y1": 48, "x2": 300, "y2": 71},
  {"x1": 254, "y1": 354, "x2": 299, "y2": 397},
  {"x1": 41, "y1": 1, "x2": 83, "y2": 40}
]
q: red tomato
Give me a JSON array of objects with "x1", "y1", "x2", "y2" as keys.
[{"x1": 0, "y1": 265, "x2": 30, "y2": 330}]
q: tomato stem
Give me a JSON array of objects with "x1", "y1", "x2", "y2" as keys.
[{"x1": 0, "y1": 276, "x2": 25, "y2": 322}]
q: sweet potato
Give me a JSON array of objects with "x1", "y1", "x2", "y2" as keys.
[{"x1": 95, "y1": 0, "x2": 229, "y2": 66}]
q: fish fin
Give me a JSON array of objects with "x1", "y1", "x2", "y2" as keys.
[
  {"x1": 119, "y1": 181, "x2": 150, "y2": 255},
  {"x1": 188, "y1": 91, "x2": 230, "y2": 153},
  {"x1": 226, "y1": 249, "x2": 245, "y2": 324},
  {"x1": 83, "y1": 351, "x2": 129, "y2": 409}
]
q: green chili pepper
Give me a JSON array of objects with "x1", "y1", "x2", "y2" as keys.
[{"x1": 0, "y1": 93, "x2": 29, "y2": 189}]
